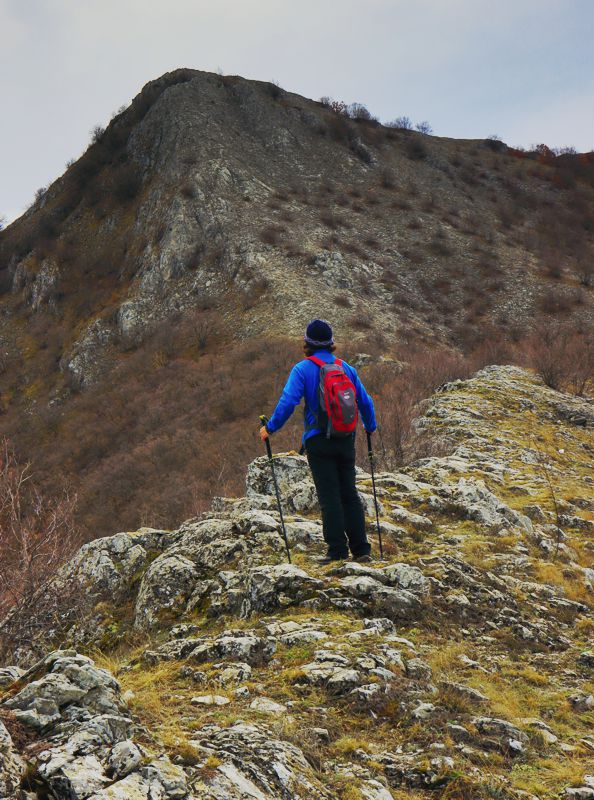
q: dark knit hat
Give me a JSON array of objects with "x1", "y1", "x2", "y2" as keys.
[{"x1": 304, "y1": 319, "x2": 334, "y2": 347}]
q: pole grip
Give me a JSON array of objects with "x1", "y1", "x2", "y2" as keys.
[
  {"x1": 260, "y1": 415, "x2": 273, "y2": 459},
  {"x1": 366, "y1": 430, "x2": 373, "y2": 458}
]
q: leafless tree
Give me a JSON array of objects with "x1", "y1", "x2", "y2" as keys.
[
  {"x1": 90, "y1": 124, "x2": 105, "y2": 144},
  {"x1": 524, "y1": 321, "x2": 593, "y2": 394},
  {"x1": 0, "y1": 439, "x2": 81, "y2": 661},
  {"x1": 415, "y1": 120, "x2": 433, "y2": 135},
  {"x1": 387, "y1": 116, "x2": 413, "y2": 130},
  {"x1": 348, "y1": 103, "x2": 373, "y2": 121}
]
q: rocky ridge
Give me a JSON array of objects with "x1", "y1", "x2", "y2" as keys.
[{"x1": 1, "y1": 366, "x2": 593, "y2": 799}]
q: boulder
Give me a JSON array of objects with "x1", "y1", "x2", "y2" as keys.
[
  {"x1": 134, "y1": 554, "x2": 200, "y2": 629},
  {"x1": 577, "y1": 651, "x2": 594, "y2": 669},
  {"x1": 188, "y1": 722, "x2": 335, "y2": 799},
  {"x1": 339, "y1": 575, "x2": 423, "y2": 620},
  {"x1": 58, "y1": 528, "x2": 170, "y2": 602},
  {"x1": 0, "y1": 719, "x2": 24, "y2": 799},
  {"x1": 472, "y1": 717, "x2": 528, "y2": 743},
  {"x1": 108, "y1": 740, "x2": 143, "y2": 778},
  {"x1": 4, "y1": 652, "x2": 123, "y2": 728},
  {"x1": 249, "y1": 697, "x2": 287, "y2": 714},
  {"x1": 246, "y1": 454, "x2": 312, "y2": 499},
  {"x1": 445, "y1": 478, "x2": 533, "y2": 531}
]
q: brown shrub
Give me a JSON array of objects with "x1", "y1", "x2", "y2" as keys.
[
  {"x1": 428, "y1": 231, "x2": 453, "y2": 257},
  {"x1": 380, "y1": 168, "x2": 397, "y2": 189},
  {"x1": 319, "y1": 212, "x2": 346, "y2": 230},
  {"x1": 111, "y1": 162, "x2": 143, "y2": 203},
  {"x1": 343, "y1": 241, "x2": 368, "y2": 258},
  {"x1": 335, "y1": 293, "x2": 352, "y2": 308},
  {"x1": 260, "y1": 225, "x2": 287, "y2": 245},
  {"x1": 406, "y1": 138, "x2": 427, "y2": 160},
  {"x1": 180, "y1": 181, "x2": 197, "y2": 199},
  {"x1": 538, "y1": 288, "x2": 573, "y2": 314},
  {"x1": 0, "y1": 438, "x2": 81, "y2": 662},
  {"x1": 373, "y1": 346, "x2": 474, "y2": 467},
  {"x1": 349, "y1": 310, "x2": 372, "y2": 330},
  {"x1": 522, "y1": 320, "x2": 593, "y2": 393}
]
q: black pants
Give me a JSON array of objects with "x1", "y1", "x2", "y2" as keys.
[{"x1": 305, "y1": 434, "x2": 370, "y2": 559}]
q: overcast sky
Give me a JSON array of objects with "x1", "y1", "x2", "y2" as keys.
[{"x1": 1, "y1": 0, "x2": 593, "y2": 224}]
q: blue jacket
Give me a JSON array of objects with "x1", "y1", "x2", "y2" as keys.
[{"x1": 266, "y1": 350, "x2": 377, "y2": 442}]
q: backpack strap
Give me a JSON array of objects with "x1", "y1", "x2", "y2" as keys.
[{"x1": 304, "y1": 356, "x2": 325, "y2": 432}]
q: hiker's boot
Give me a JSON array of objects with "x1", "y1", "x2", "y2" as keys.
[
  {"x1": 315, "y1": 554, "x2": 347, "y2": 565},
  {"x1": 354, "y1": 554, "x2": 372, "y2": 564}
]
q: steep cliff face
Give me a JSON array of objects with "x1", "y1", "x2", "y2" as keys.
[{"x1": 1, "y1": 367, "x2": 592, "y2": 799}]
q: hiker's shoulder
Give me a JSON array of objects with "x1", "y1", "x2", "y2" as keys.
[
  {"x1": 291, "y1": 359, "x2": 313, "y2": 374},
  {"x1": 339, "y1": 358, "x2": 357, "y2": 375}
]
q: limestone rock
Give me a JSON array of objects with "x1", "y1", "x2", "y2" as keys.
[
  {"x1": 189, "y1": 721, "x2": 335, "y2": 799},
  {"x1": 191, "y1": 694, "x2": 230, "y2": 706},
  {"x1": 339, "y1": 575, "x2": 423, "y2": 620},
  {"x1": 473, "y1": 716, "x2": 528, "y2": 744},
  {"x1": 0, "y1": 666, "x2": 24, "y2": 688},
  {"x1": 58, "y1": 528, "x2": 170, "y2": 602},
  {"x1": 249, "y1": 697, "x2": 287, "y2": 714},
  {"x1": 134, "y1": 553, "x2": 200, "y2": 630},
  {"x1": 444, "y1": 478, "x2": 533, "y2": 531},
  {"x1": 108, "y1": 739, "x2": 143, "y2": 778},
  {"x1": 577, "y1": 651, "x2": 594, "y2": 669},
  {"x1": 0, "y1": 719, "x2": 24, "y2": 799}
]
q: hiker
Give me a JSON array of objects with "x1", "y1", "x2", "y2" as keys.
[{"x1": 260, "y1": 319, "x2": 377, "y2": 564}]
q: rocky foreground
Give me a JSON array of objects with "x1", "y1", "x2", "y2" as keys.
[{"x1": 1, "y1": 366, "x2": 593, "y2": 799}]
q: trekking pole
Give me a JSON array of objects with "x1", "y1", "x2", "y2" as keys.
[
  {"x1": 259, "y1": 415, "x2": 292, "y2": 563},
  {"x1": 366, "y1": 430, "x2": 384, "y2": 559}
]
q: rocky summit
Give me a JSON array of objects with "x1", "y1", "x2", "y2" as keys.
[{"x1": 0, "y1": 365, "x2": 592, "y2": 799}]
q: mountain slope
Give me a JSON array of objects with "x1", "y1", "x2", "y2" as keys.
[
  {"x1": 0, "y1": 68, "x2": 592, "y2": 537},
  {"x1": 1, "y1": 366, "x2": 592, "y2": 799}
]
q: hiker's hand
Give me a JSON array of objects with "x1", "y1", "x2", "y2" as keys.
[{"x1": 259, "y1": 425, "x2": 269, "y2": 441}]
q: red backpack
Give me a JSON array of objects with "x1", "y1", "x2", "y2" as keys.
[{"x1": 307, "y1": 356, "x2": 358, "y2": 437}]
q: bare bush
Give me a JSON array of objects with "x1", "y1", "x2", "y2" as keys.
[
  {"x1": 576, "y1": 257, "x2": 593, "y2": 287},
  {"x1": 111, "y1": 163, "x2": 143, "y2": 202},
  {"x1": 183, "y1": 309, "x2": 221, "y2": 353},
  {"x1": 387, "y1": 116, "x2": 413, "y2": 130},
  {"x1": 538, "y1": 288, "x2": 573, "y2": 315},
  {"x1": 320, "y1": 212, "x2": 345, "y2": 230},
  {"x1": 335, "y1": 293, "x2": 352, "y2": 308},
  {"x1": 90, "y1": 124, "x2": 105, "y2": 144},
  {"x1": 406, "y1": 138, "x2": 427, "y2": 160},
  {"x1": 320, "y1": 97, "x2": 349, "y2": 116},
  {"x1": 0, "y1": 439, "x2": 80, "y2": 661},
  {"x1": 267, "y1": 81, "x2": 283, "y2": 100},
  {"x1": 523, "y1": 321, "x2": 594, "y2": 393},
  {"x1": 381, "y1": 168, "x2": 397, "y2": 189},
  {"x1": 415, "y1": 121, "x2": 433, "y2": 135},
  {"x1": 374, "y1": 347, "x2": 473, "y2": 467},
  {"x1": 260, "y1": 225, "x2": 287, "y2": 245},
  {"x1": 181, "y1": 181, "x2": 197, "y2": 199},
  {"x1": 348, "y1": 103, "x2": 373, "y2": 120}
]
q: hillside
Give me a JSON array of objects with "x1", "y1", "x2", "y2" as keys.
[
  {"x1": 0, "y1": 68, "x2": 592, "y2": 538},
  {"x1": 1, "y1": 366, "x2": 593, "y2": 799}
]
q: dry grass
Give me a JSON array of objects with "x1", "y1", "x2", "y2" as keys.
[
  {"x1": 532, "y1": 561, "x2": 593, "y2": 605},
  {"x1": 510, "y1": 755, "x2": 588, "y2": 797}
]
